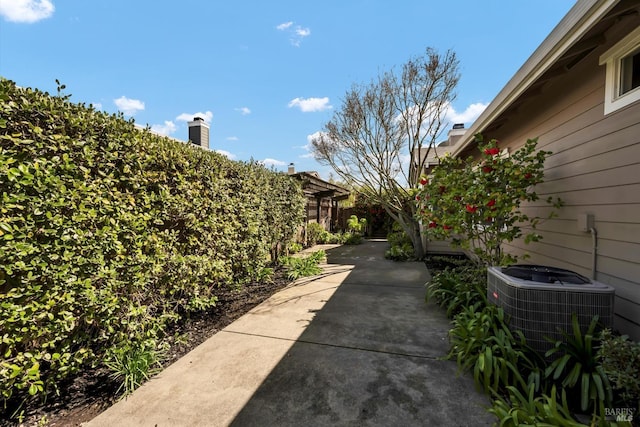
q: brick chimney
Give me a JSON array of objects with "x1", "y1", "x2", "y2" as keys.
[{"x1": 188, "y1": 117, "x2": 210, "y2": 149}]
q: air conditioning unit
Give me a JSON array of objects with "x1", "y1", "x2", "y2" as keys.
[{"x1": 487, "y1": 265, "x2": 615, "y2": 355}]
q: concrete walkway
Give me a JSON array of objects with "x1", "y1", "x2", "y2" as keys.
[{"x1": 88, "y1": 240, "x2": 495, "y2": 426}]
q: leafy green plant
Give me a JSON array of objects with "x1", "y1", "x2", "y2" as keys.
[
  {"x1": 306, "y1": 222, "x2": 326, "y2": 247},
  {"x1": 385, "y1": 223, "x2": 415, "y2": 261},
  {"x1": 280, "y1": 250, "x2": 325, "y2": 280},
  {"x1": 448, "y1": 304, "x2": 543, "y2": 395},
  {"x1": 597, "y1": 329, "x2": 640, "y2": 414},
  {"x1": 545, "y1": 314, "x2": 613, "y2": 413},
  {"x1": 342, "y1": 232, "x2": 363, "y2": 245},
  {"x1": 318, "y1": 230, "x2": 343, "y2": 244},
  {"x1": 426, "y1": 265, "x2": 487, "y2": 317},
  {"x1": 346, "y1": 215, "x2": 367, "y2": 234},
  {"x1": 255, "y1": 267, "x2": 275, "y2": 284},
  {"x1": 105, "y1": 340, "x2": 165, "y2": 397},
  {"x1": 288, "y1": 241, "x2": 303, "y2": 254},
  {"x1": 489, "y1": 384, "x2": 587, "y2": 427}
]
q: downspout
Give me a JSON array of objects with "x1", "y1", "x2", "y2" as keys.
[{"x1": 589, "y1": 227, "x2": 597, "y2": 280}]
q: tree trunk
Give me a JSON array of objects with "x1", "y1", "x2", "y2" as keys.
[
  {"x1": 391, "y1": 209, "x2": 425, "y2": 260},
  {"x1": 406, "y1": 221, "x2": 425, "y2": 260}
]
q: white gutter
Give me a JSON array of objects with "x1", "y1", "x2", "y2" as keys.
[{"x1": 452, "y1": 0, "x2": 620, "y2": 157}]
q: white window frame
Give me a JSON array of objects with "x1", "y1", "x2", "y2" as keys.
[{"x1": 599, "y1": 26, "x2": 640, "y2": 115}]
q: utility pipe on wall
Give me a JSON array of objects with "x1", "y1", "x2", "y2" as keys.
[
  {"x1": 590, "y1": 227, "x2": 598, "y2": 280},
  {"x1": 578, "y1": 213, "x2": 597, "y2": 280}
]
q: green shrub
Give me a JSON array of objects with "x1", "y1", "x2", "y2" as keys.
[
  {"x1": 385, "y1": 223, "x2": 415, "y2": 260},
  {"x1": 280, "y1": 250, "x2": 326, "y2": 280},
  {"x1": 305, "y1": 223, "x2": 364, "y2": 246},
  {"x1": 597, "y1": 329, "x2": 640, "y2": 414},
  {"x1": 287, "y1": 241, "x2": 303, "y2": 254},
  {"x1": 0, "y1": 78, "x2": 306, "y2": 411},
  {"x1": 342, "y1": 232, "x2": 363, "y2": 245},
  {"x1": 306, "y1": 222, "x2": 325, "y2": 246},
  {"x1": 346, "y1": 215, "x2": 367, "y2": 233},
  {"x1": 317, "y1": 230, "x2": 342, "y2": 244}
]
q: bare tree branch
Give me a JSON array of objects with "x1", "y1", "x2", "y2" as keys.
[{"x1": 311, "y1": 48, "x2": 460, "y2": 258}]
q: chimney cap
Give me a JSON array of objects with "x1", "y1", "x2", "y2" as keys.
[{"x1": 452, "y1": 123, "x2": 465, "y2": 129}]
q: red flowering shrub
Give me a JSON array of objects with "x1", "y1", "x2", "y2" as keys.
[{"x1": 417, "y1": 136, "x2": 562, "y2": 266}]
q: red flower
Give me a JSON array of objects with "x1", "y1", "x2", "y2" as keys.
[
  {"x1": 415, "y1": 195, "x2": 421, "y2": 201},
  {"x1": 439, "y1": 186, "x2": 446, "y2": 194},
  {"x1": 482, "y1": 165, "x2": 493, "y2": 173},
  {"x1": 484, "y1": 147, "x2": 500, "y2": 156},
  {"x1": 443, "y1": 224, "x2": 452, "y2": 230},
  {"x1": 466, "y1": 204, "x2": 478, "y2": 213},
  {"x1": 428, "y1": 221, "x2": 437, "y2": 228},
  {"x1": 486, "y1": 199, "x2": 496, "y2": 207},
  {"x1": 524, "y1": 172, "x2": 533, "y2": 179},
  {"x1": 419, "y1": 177, "x2": 428, "y2": 186}
]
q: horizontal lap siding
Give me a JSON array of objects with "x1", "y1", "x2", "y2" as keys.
[{"x1": 484, "y1": 30, "x2": 640, "y2": 339}]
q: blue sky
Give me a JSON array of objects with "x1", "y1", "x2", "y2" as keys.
[{"x1": 1, "y1": 0, "x2": 576, "y2": 179}]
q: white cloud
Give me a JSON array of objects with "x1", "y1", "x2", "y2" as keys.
[
  {"x1": 295, "y1": 26, "x2": 310, "y2": 37},
  {"x1": 261, "y1": 158, "x2": 286, "y2": 167},
  {"x1": 176, "y1": 111, "x2": 213, "y2": 123},
  {"x1": 215, "y1": 149, "x2": 236, "y2": 160},
  {"x1": 226, "y1": 136, "x2": 239, "y2": 141},
  {"x1": 114, "y1": 96, "x2": 145, "y2": 116},
  {"x1": 288, "y1": 97, "x2": 332, "y2": 113},
  {"x1": 306, "y1": 131, "x2": 323, "y2": 145},
  {"x1": 445, "y1": 102, "x2": 488, "y2": 126},
  {"x1": 235, "y1": 107, "x2": 251, "y2": 115},
  {"x1": 276, "y1": 21, "x2": 310, "y2": 47},
  {"x1": 92, "y1": 102, "x2": 103, "y2": 110},
  {"x1": 276, "y1": 21, "x2": 293, "y2": 30},
  {"x1": 0, "y1": 0, "x2": 54, "y2": 23},
  {"x1": 290, "y1": 25, "x2": 311, "y2": 47},
  {"x1": 151, "y1": 120, "x2": 177, "y2": 136}
]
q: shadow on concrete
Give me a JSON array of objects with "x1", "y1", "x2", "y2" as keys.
[{"x1": 230, "y1": 240, "x2": 494, "y2": 426}]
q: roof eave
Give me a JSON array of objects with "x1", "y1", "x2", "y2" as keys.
[{"x1": 452, "y1": 0, "x2": 619, "y2": 157}]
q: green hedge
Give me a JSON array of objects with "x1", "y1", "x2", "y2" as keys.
[{"x1": 0, "y1": 78, "x2": 305, "y2": 404}]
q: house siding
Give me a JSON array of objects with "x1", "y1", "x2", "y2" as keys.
[{"x1": 478, "y1": 18, "x2": 640, "y2": 339}]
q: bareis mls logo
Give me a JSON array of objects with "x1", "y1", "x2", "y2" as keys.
[{"x1": 605, "y1": 407, "x2": 635, "y2": 422}]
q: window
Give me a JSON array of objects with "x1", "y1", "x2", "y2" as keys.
[
  {"x1": 620, "y1": 47, "x2": 640, "y2": 94},
  {"x1": 599, "y1": 26, "x2": 640, "y2": 114}
]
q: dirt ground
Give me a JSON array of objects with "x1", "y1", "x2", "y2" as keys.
[{"x1": 1, "y1": 273, "x2": 292, "y2": 427}]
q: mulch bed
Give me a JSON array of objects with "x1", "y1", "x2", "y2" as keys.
[
  {"x1": 1, "y1": 271, "x2": 292, "y2": 427},
  {"x1": 423, "y1": 253, "x2": 471, "y2": 273}
]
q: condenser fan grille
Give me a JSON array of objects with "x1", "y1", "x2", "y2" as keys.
[{"x1": 487, "y1": 266, "x2": 615, "y2": 355}]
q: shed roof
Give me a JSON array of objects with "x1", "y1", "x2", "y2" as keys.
[{"x1": 290, "y1": 171, "x2": 351, "y2": 201}]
